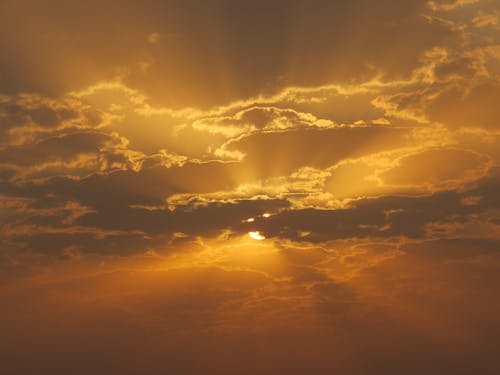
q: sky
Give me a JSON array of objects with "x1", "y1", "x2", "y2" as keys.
[{"x1": 1, "y1": 0, "x2": 500, "y2": 374}]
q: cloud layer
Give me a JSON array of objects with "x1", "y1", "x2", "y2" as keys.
[{"x1": 1, "y1": 1, "x2": 499, "y2": 374}]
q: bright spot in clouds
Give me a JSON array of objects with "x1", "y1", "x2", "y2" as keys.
[
  {"x1": 248, "y1": 231, "x2": 266, "y2": 240},
  {"x1": 263, "y1": 213, "x2": 271, "y2": 218},
  {"x1": 246, "y1": 218, "x2": 255, "y2": 222}
]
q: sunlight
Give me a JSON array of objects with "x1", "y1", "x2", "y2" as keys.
[{"x1": 248, "y1": 231, "x2": 266, "y2": 240}]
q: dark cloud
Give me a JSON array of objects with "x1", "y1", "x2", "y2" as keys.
[
  {"x1": 2, "y1": 166, "x2": 499, "y2": 258},
  {"x1": 0, "y1": 132, "x2": 111, "y2": 167},
  {"x1": 75, "y1": 198, "x2": 290, "y2": 237},
  {"x1": 426, "y1": 83, "x2": 500, "y2": 129},
  {"x1": 382, "y1": 148, "x2": 490, "y2": 186},
  {"x1": 27, "y1": 106, "x2": 79, "y2": 128},
  {"x1": 225, "y1": 126, "x2": 410, "y2": 178},
  {"x1": 402, "y1": 238, "x2": 500, "y2": 259},
  {"x1": 2, "y1": 196, "x2": 290, "y2": 256},
  {"x1": 255, "y1": 169, "x2": 500, "y2": 242},
  {"x1": 0, "y1": 0, "x2": 451, "y2": 107},
  {"x1": 0, "y1": 161, "x2": 239, "y2": 209},
  {"x1": 3, "y1": 230, "x2": 159, "y2": 258}
]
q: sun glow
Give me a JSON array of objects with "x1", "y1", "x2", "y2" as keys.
[{"x1": 248, "y1": 231, "x2": 266, "y2": 240}]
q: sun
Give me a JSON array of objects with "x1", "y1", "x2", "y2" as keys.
[{"x1": 248, "y1": 231, "x2": 266, "y2": 240}]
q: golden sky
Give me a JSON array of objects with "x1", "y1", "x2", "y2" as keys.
[{"x1": 1, "y1": 0, "x2": 500, "y2": 374}]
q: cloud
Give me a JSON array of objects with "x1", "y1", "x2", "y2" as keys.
[
  {"x1": 426, "y1": 83, "x2": 500, "y2": 129},
  {"x1": 0, "y1": 131, "x2": 148, "y2": 180},
  {"x1": 2, "y1": 231, "x2": 500, "y2": 375},
  {"x1": 472, "y1": 13, "x2": 499, "y2": 28},
  {"x1": 1, "y1": 2, "x2": 500, "y2": 374},
  {"x1": 221, "y1": 126, "x2": 410, "y2": 178},
  {"x1": 0, "y1": 132, "x2": 109, "y2": 166},
  {"x1": 252, "y1": 168, "x2": 500, "y2": 242},
  {"x1": 0, "y1": 0, "x2": 454, "y2": 108},
  {"x1": 427, "y1": 0, "x2": 479, "y2": 11},
  {"x1": 5, "y1": 162, "x2": 496, "y2": 257},
  {"x1": 381, "y1": 148, "x2": 491, "y2": 188}
]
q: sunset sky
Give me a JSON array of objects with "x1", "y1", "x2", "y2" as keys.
[{"x1": 1, "y1": 1, "x2": 500, "y2": 374}]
